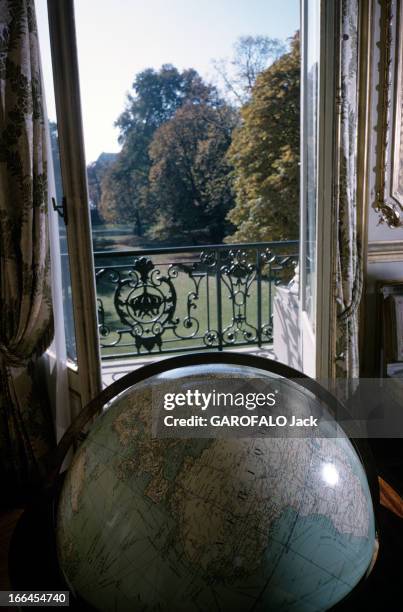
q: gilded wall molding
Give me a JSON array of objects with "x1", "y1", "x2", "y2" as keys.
[{"x1": 374, "y1": 0, "x2": 403, "y2": 227}]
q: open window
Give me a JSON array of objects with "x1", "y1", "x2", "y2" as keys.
[{"x1": 37, "y1": 0, "x2": 337, "y2": 404}]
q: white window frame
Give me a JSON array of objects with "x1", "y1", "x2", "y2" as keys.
[
  {"x1": 47, "y1": 0, "x2": 102, "y2": 406},
  {"x1": 46, "y1": 0, "x2": 345, "y2": 388},
  {"x1": 299, "y1": 0, "x2": 337, "y2": 379}
]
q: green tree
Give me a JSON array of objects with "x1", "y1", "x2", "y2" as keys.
[
  {"x1": 147, "y1": 103, "x2": 236, "y2": 243},
  {"x1": 99, "y1": 65, "x2": 219, "y2": 233},
  {"x1": 226, "y1": 33, "x2": 300, "y2": 243},
  {"x1": 87, "y1": 152, "x2": 116, "y2": 225}
]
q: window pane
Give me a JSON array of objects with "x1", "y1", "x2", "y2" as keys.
[
  {"x1": 39, "y1": 0, "x2": 301, "y2": 363},
  {"x1": 303, "y1": 0, "x2": 319, "y2": 327},
  {"x1": 37, "y1": 0, "x2": 77, "y2": 361}
]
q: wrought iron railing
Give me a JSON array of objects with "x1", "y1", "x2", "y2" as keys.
[{"x1": 94, "y1": 241, "x2": 299, "y2": 360}]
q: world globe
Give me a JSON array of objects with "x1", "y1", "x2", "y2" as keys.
[{"x1": 56, "y1": 362, "x2": 377, "y2": 611}]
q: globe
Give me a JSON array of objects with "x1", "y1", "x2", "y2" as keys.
[{"x1": 56, "y1": 363, "x2": 376, "y2": 611}]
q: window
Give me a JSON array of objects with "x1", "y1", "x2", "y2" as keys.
[
  {"x1": 38, "y1": 0, "x2": 303, "y2": 368},
  {"x1": 301, "y1": 0, "x2": 320, "y2": 328},
  {"x1": 37, "y1": 0, "x2": 335, "y2": 382}
]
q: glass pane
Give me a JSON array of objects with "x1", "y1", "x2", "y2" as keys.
[
  {"x1": 303, "y1": 0, "x2": 319, "y2": 327},
  {"x1": 36, "y1": 0, "x2": 77, "y2": 361},
  {"x1": 40, "y1": 0, "x2": 301, "y2": 364}
]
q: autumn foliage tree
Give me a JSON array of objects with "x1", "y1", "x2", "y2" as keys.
[
  {"x1": 99, "y1": 65, "x2": 221, "y2": 236},
  {"x1": 147, "y1": 103, "x2": 236, "y2": 243},
  {"x1": 97, "y1": 33, "x2": 300, "y2": 245},
  {"x1": 226, "y1": 33, "x2": 300, "y2": 243}
]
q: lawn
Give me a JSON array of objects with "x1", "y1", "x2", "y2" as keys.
[{"x1": 95, "y1": 254, "x2": 285, "y2": 359}]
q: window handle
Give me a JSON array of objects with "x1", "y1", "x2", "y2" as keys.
[{"x1": 52, "y1": 196, "x2": 68, "y2": 225}]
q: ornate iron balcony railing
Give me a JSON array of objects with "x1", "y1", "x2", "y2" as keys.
[{"x1": 94, "y1": 241, "x2": 299, "y2": 360}]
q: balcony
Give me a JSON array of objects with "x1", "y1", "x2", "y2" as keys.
[{"x1": 94, "y1": 241, "x2": 299, "y2": 374}]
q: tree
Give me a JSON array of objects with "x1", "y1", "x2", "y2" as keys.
[
  {"x1": 213, "y1": 36, "x2": 287, "y2": 105},
  {"x1": 116, "y1": 65, "x2": 219, "y2": 140},
  {"x1": 87, "y1": 152, "x2": 117, "y2": 225},
  {"x1": 147, "y1": 102, "x2": 236, "y2": 243},
  {"x1": 99, "y1": 65, "x2": 220, "y2": 233},
  {"x1": 226, "y1": 33, "x2": 300, "y2": 243}
]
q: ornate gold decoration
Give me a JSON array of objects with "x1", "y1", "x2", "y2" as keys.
[{"x1": 374, "y1": 0, "x2": 403, "y2": 227}]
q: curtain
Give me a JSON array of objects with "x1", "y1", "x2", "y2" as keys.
[
  {"x1": 0, "y1": 0, "x2": 54, "y2": 502},
  {"x1": 335, "y1": 0, "x2": 362, "y2": 379}
]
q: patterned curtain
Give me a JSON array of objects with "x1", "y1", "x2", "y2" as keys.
[
  {"x1": 0, "y1": 0, "x2": 54, "y2": 502},
  {"x1": 335, "y1": 0, "x2": 362, "y2": 379}
]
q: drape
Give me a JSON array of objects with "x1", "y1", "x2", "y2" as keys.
[
  {"x1": 335, "y1": 0, "x2": 362, "y2": 379},
  {"x1": 0, "y1": 0, "x2": 54, "y2": 502}
]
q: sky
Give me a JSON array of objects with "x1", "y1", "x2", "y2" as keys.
[{"x1": 36, "y1": 0, "x2": 299, "y2": 163}]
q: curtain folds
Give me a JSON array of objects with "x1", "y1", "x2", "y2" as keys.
[
  {"x1": 335, "y1": 0, "x2": 362, "y2": 379},
  {"x1": 0, "y1": 0, "x2": 54, "y2": 500}
]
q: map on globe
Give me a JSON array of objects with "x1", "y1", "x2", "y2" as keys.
[{"x1": 57, "y1": 366, "x2": 376, "y2": 612}]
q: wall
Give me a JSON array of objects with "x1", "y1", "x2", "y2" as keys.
[{"x1": 362, "y1": 0, "x2": 403, "y2": 376}]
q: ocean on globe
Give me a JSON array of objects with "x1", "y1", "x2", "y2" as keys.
[{"x1": 56, "y1": 364, "x2": 376, "y2": 612}]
